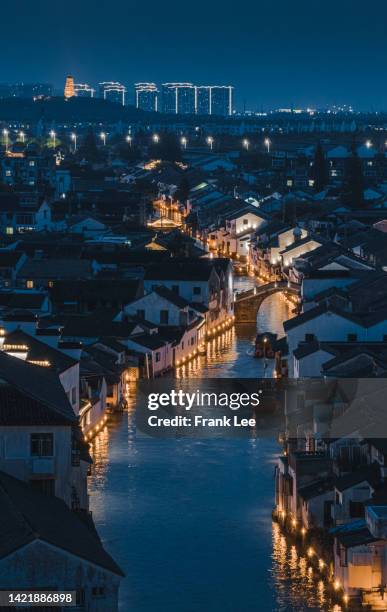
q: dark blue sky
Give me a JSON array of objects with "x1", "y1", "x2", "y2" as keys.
[{"x1": 2, "y1": 0, "x2": 387, "y2": 110}]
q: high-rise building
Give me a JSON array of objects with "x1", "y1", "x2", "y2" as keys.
[
  {"x1": 196, "y1": 87, "x2": 211, "y2": 115},
  {"x1": 135, "y1": 83, "x2": 158, "y2": 112},
  {"x1": 211, "y1": 86, "x2": 233, "y2": 116},
  {"x1": 161, "y1": 83, "x2": 196, "y2": 114},
  {"x1": 196, "y1": 85, "x2": 233, "y2": 116},
  {"x1": 64, "y1": 75, "x2": 75, "y2": 99},
  {"x1": 74, "y1": 83, "x2": 95, "y2": 98},
  {"x1": 99, "y1": 82, "x2": 126, "y2": 106}
]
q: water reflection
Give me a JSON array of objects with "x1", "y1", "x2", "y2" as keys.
[
  {"x1": 271, "y1": 522, "x2": 342, "y2": 612},
  {"x1": 176, "y1": 276, "x2": 294, "y2": 379},
  {"x1": 88, "y1": 278, "x2": 307, "y2": 611}
]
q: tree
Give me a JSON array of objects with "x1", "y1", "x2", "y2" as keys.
[
  {"x1": 78, "y1": 129, "x2": 101, "y2": 163},
  {"x1": 342, "y1": 145, "x2": 364, "y2": 209},
  {"x1": 313, "y1": 142, "x2": 328, "y2": 192},
  {"x1": 149, "y1": 132, "x2": 182, "y2": 162},
  {"x1": 117, "y1": 143, "x2": 141, "y2": 163},
  {"x1": 174, "y1": 177, "x2": 190, "y2": 203}
]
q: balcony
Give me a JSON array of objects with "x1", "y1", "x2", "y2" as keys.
[{"x1": 30, "y1": 457, "x2": 55, "y2": 475}]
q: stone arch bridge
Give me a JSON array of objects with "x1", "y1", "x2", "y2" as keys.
[{"x1": 234, "y1": 280, "x2": 300, "y2": 323}]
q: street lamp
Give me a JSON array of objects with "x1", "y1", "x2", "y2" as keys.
[
  {"x1": 243, "y1": 138, "x2": 249, "y2": 151},
  {"x1": 264, "y1": 137, "x2": 271, "y2": 153},
  {"x1": 19, "y1": 131, "x2": 25, "y2": 143},
  {"x1": 100, "y1": 132, "x2": 107, "y2": 146},
  {"x1": 126, "y1": 135, "x2": 132, "y2": 147},
  {"x1": 2, "y1": 129, "x2": 9, "y2": 151},
  {"x1": 71, "y1": 132, "x2": 77, "y2": 152},
  {"x1": 365, "y1": 139, "x2": 372, "y2": 149},
  {"x1": 207, "y1": 136, "x2": 214, "y2": 151},
  {"x1": 152, "y1": 133, "x2": 159, "y2": 144},
  {"x1": 49, "y1": 130, "x2": 56, "y2": 148},
  {"x1": 181, "y1": 136, "x2": 187, "y2": 149}
]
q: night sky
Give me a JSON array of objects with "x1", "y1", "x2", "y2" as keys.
[{"x1": 2, "y1": 0, "x2": 387, "y2": 111}]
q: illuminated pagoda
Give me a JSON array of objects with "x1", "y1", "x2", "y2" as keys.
[{"x1": 64, "y1": 75, "x2": 75, "y2": 99}]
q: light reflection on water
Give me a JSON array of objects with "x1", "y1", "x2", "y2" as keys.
[
  {"x1": 88, "y1": 278, "x2": 332, "y2": 611},
  {"x1": 176, "y1": 276, "x2": 294, "y2": 379},
  {"x1": 271, "y1": 523, "x2": 342, "y2": 612}
]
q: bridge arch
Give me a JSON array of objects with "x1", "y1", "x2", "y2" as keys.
[{"x1": 234, "y1": 281, "x2": 299, "y2": 324}]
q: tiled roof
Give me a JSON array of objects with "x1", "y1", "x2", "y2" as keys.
[
  {"x1": 153, "y1": 286, "x2": 190, "y2": 309},
  {"x1": 144, "y1": 259, "x2": 215, "y2": 282},
  {"x1": 0, "y1": 471, "x2": 124, "y2": 575},
  {"x1": 0, "y1": 351, "x2": 76, "y2": 423},
  {"x1": 3, "y1": 329, "x2": 77, "y2": 374}
]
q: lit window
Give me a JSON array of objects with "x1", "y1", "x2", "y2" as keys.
[
  {"x1": 5, "y1": 227, "x2": 13, "y2": 235},
  {"x1": 26, "y1": 280, "x2": 34, "y2": 289},
  {"x1": 29, "y1": 160, "x2": 35, "y2": 166}
]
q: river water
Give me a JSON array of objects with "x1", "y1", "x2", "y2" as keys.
[{"x1": 88, "y1": 277, "x2": 340, "y2": 611}]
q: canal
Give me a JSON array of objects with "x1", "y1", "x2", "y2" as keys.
[{"x1": 88, "y1": 277, "x2": 339, "y2": 611}]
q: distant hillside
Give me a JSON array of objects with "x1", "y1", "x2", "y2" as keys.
[{"x1": 0, "y1": 96, "x2": 155, "y2": 123}]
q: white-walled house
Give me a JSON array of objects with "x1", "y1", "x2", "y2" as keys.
[
  {"x1": 0, "y1": 351, "x2": 89, "y2": 511},
  {"x1": 298, "y1": 480, "x2": 334, "y2": 529},
  {"x1": 293, "y1": 341, "x2": 337, "y2": 378},
  {"x1": 125, "y1": 334, "x2": 173, "y2": 377},
  {"x1": 79, "y1": 374, "x2": 108, "y2": 437},
  {"x1": 332, "y1": 468, "x2": 377, "y2": 527},
  {"x1": 332, "y1": 505, "x2": 387, "y2": 605},
  {"x1": 121, "y1": 286, "x2": 198, "y2": 328},
  {"x1": 284, "y1": 305, "x2": 387, "y2": 377},
  {"x1": 0, "y1": 471, "x2": 123, "y2": 612},
  {"x1": 281, "y1": 236, "x2": 323, "y2": 270},
  {"x1": 55, "y1": 215, "x2": 108, "y2": 239},
  {"x1": 0, "y1": 328, "x2": 80, "y2": 414},
  {"x1": 207, "y1": 210, "x2": 268, "y2": 259},
  {"x1": 0, "y1": 198, "x2": 52, "y2": 234},
  {"x1": 144, "y1": 259, "x2": 232, "y2": 331},
  {"x1": 269, "y1": 227, "x2": 309, "y2": 266}
]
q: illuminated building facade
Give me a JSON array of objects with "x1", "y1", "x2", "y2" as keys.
[
  {"x1": 64, "y1": 75, "x2": 75, "y2": 99},
  {"x1": 196, "y1": 85, "x2": 233, "y2": 116},
  {"x1": 196, "y1": 86, "x2": 210, "y2": 115},
  {"x1": 135, "y1": 83, "x2": 158, "y2": 112},
  {"x1": 161, "y1": 83, "x2": 196, "y2": 114},
  {"x1": 74, "y1": 83, "x2": 95, "y2": 98},
  {"x1": 99, "y1": 82, "x2": 126, "y2": 106}
]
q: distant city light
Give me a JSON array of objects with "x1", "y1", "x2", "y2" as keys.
[
  {"x1": 2, "y1": 129, "x2": 9, "y2": 151},
  {"x1": 71, "y1": 132, "x2": 77, "y2": 152},
  {"x1": 206, "y1": 136, "x2": 214, "y2": 150},
  {"x1": 19, "y1": 131, "x2": 25, "y2": 143},
  {"x1": 126, "y1": 135, "x2": 132, "y2": 146},
  {"x1": 181, "y1": 136, "x2": 187, "y2": 149},
  {"x1": 100, "y1": 132, "x2": 107, "y2": 146},
  {"x1": 152, "y1": 133, "x2": 160, "y2": 143},
  {"x1": 242, "y1": 138, "x2": 249, "y2": 151},
  {"x1": 49, "y1": 130, "x2": 56, "y2": 148},
  {"x1": 264, "y1": 137, "x2": 271, "y2": 153},
  {"x1": 365, "y1": 139, "x2": 372, "y2": 148}
]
